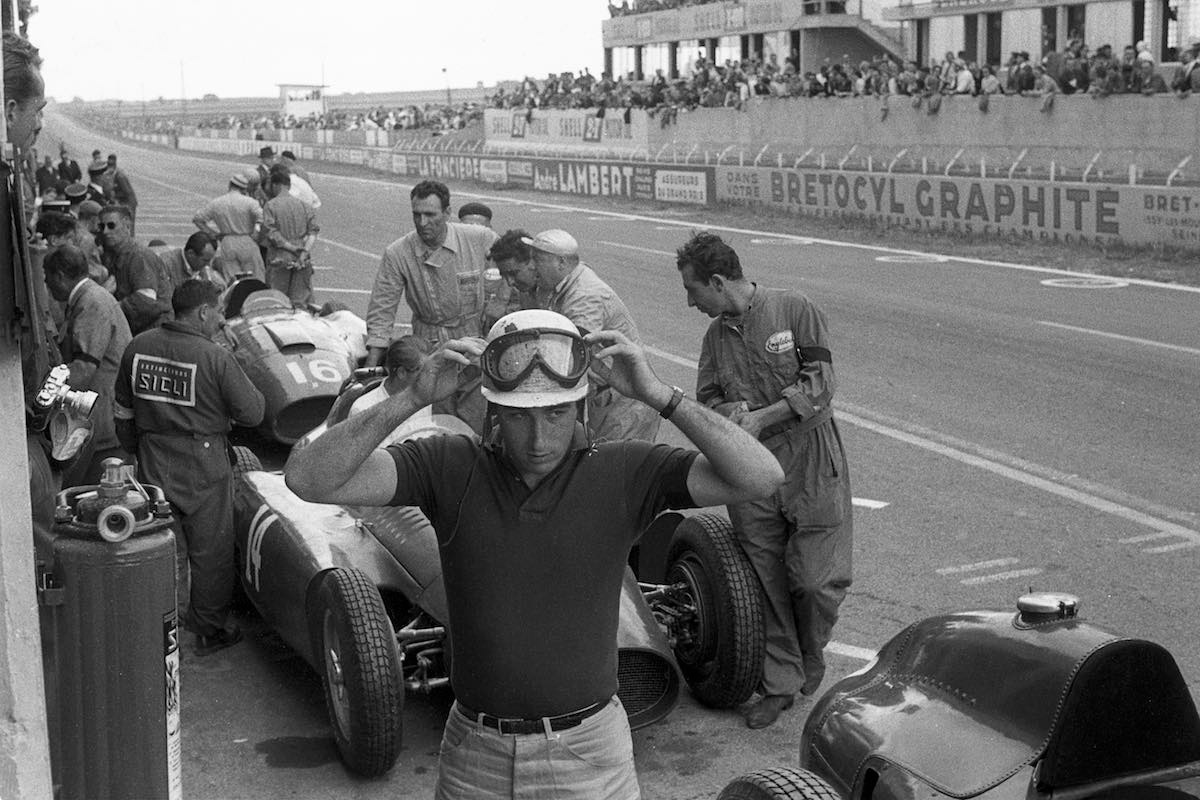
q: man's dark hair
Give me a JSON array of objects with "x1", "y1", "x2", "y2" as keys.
[
  {"x1": 411, "y1": 179, "x2": 450, "y2": 210},
  {"x1": 488, "y1": 229, "x2": 532, "y2": 263},
  {"x1": 172, "y1": 278, "x2": 222, "y2": 316},
  {"x1": 675, "y1": 231, "x2": 743, "y2": 281},
  {"x1": 2, "y1": 31, "x2": 42, "y2": 105},
  {"x1": 384, "y1": 334, "x2": 430, "y2": 373},
  {"x1": 100, "y1": 204, "x2": 135, "y2": 225},
  {"x1": 35, "y1": 211, "x2": 77, "y2": 241},
  {"x1": 269, "y1": 167, "x2": 291, "y2": 188},
  {"x1": 185, "y1": 231, "x2": 216, "y2": 255},
  {"x1": 43, "y1": 244, "x2": 89, "y2": 281}
]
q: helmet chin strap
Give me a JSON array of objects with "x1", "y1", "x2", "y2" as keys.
[{"x1": 579, "y1": 395, "x2": 593, "y2": 449}]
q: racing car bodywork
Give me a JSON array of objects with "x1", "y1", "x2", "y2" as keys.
[
  {"x1": 720, "y1": 593, "x2": 1200, "y2": 800},
  {"x1": 231, "y1": 431, "x2": 763, "y2": 777},
  {"x1": 217, "y1": 280, "x2": 364, "y2": 444}
]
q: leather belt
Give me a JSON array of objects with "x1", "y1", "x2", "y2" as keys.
[{"x1": 458, "y1": 699, "x2": 607, "y2": 735}]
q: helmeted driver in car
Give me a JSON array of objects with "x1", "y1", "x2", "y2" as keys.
[{"x1": 286, "y1": 309, "x2": 783, "y2": 799}]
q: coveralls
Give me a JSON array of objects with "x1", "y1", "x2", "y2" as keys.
[
  {"x1": 365, "y1": 222, "x2": 499, "y2": 432},
  {"x1": 697, "y1": 285, "x2": 852, "y2": 698},
  {"x1": 114, "y1": 320, "x2": 265, "y2": 636},
  {"x1": 545, "y1": 262, "x2": 661, "y2": 442},
  {"x1": 262, "y1": 191, "x2": 318, "y2": 306},
  {"x1": 58, "y1": 278, "x2": 132, "y2": 487},
  {"x1": 192, "y1": 190, "x2": 265, "y2": 281}
]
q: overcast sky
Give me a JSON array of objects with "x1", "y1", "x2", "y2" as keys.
[{"x1": 32, "y1": 1, "x2": 611, "y2": 102}]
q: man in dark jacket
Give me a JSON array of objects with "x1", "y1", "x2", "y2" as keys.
[{"x1": 115, "y1": 279, "x2": 265, "y2": 655}]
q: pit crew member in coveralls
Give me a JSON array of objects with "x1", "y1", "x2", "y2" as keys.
[
  {"x1": 523, "y1": 228, "x2": 661, "y2": 442},
  {"x1": 286, "y1": 309, "x2": 783, "y2": 799},
  {"x1": 115, "y1": 279, "x2": 265, "y2": 655},
  {"x1": 42, "y1": 244, "x2": 132, "y2": 487},
  {"x1": 676, "y1": 231, "x2": 853, "y2": 730},
  {"x1": 363, "y1": 179, "x2": 498, "y2": 433}
]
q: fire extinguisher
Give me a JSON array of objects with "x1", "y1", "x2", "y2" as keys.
[{"x1": 37, "y1": 458, "x2": 182, "y2": 800}]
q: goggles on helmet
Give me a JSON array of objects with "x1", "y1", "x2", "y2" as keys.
[{"x1": 481, "y1": 327, "x2": 590, "y2": 392}]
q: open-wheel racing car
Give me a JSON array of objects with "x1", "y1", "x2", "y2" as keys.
[
  {"x1": 230, "y1": 374, "x2": 767, "y2": 776},
  {"x1": 217, "y1": 278, "x2": 366, "y2": 445},
  {"x1": 719, "y1": 592, "x2": 1200, "y2": 800}
]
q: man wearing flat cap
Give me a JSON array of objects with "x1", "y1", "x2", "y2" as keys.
[
  {"x1": 64, "y1": 182, "x2": 89, "y2": 208},
  {"x1": 256, "y1": 146, "x2": 276, "y2": 196},
  {"x1": 521, "y1": 228, "x2": 661, "y2": 442},
  {"x1": 85, "y1": 160, "x2": 111, "y2": 204},
  {"x1": 456, "y1": 202, "x2": 493, "y2": 228},
  {"x1": 192, "y1": 174, "x2": 265, "y2": 281}
]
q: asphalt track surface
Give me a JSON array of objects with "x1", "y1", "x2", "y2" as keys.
[{"x1": 41, "y1": 111, "x2": 1200, "y2": 799}]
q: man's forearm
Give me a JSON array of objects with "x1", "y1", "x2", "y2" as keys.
[
  {"x1": 285, "y1": 388, "x2": 423, "y2": 496},
  {"x1": 651, "y1": 385, "x2": 781, "y2": 498}
]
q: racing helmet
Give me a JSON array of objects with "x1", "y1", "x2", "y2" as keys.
[{"x1": 480, "y1": 309, "x2": 590, "y2": 408}]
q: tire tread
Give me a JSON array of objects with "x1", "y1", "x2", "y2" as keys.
[{"x1": 315, "y1": 568, "x2": 403, "y2": 776}]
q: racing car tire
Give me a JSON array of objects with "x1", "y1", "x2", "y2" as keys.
[
  {"x1": 666, "y1": 514, "x2": 764, "y2": 709},
  {"x1": 312, "y1": 568, "x2": 404, "y2": 777},
  {"x1": 718, "y1": 767, "x2": 842, "y2": 800},
  {"x1": 231, "y1": 445, "x2": 262, "y2": 476}
]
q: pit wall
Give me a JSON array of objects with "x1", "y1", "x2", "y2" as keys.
[{"x1": 123, "y1": 127, "x2": 1200, "y2": 250}]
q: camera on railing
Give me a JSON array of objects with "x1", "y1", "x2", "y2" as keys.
[{"x1": 30, "y1": 365, "x2": 98, "y2": 461}]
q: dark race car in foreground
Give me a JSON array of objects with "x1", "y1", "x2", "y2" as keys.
[
  {"x1": 216, "y1": 279, "x2": 365, "y2": 445},
  {"x1": 231, "y1": 391, "x2": 765, "y2": 776},
  {"x1": 720, "y1": 592, "x2": 1200, "y2": 800}
]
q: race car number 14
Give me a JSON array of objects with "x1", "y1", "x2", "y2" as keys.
[{"x1": 285, "y1": 359, "x2": 342, "y2": 385}]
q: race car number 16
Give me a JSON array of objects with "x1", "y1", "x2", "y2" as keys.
[{"x1": 286, "y1": 359, "x2": 342, "y2": 385}]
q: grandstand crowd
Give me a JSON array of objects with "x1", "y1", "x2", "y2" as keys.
[
  {"x1": 98, "y1": 35, "x2": 1200, "y2": 138},
  {"x1": 493, "y1": 36, "x2": 1192, "y2": 122},
  {"x1": 126, "y1": 101, "x2": 484, "y2": 136}
]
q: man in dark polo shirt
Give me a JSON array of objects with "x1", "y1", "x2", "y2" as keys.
[
  {"x1": 285, "y1": 309, "x2": 783, "y2": 799},
  {"x1": 100, "y1": 204, "x2": 173, "y2": 335}
]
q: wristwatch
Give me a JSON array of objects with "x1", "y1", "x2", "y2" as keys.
[{"x1": 659, "y1": 386, "x2": 685, "y2": 420}]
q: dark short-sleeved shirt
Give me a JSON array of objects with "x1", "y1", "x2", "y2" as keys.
[
  {"x1": 105, "y1": 240, "x2": 174, "y2": 335},
  {"x1": 387, "y1": 431, "x2": 697, "y2": 718}
]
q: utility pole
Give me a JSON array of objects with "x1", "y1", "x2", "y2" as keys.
[{"x1": 443, "y1": 67, "x2": 452, "y2": 106}]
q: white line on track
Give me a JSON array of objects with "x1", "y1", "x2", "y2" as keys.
[
  {"x1": 852, "y1": 498, "x2": 889, "y2": 510},
  {"x1": 1038, "y1": 321, "x2": 1200, "y2": 357},
  {"x1": 960, "y1": 568, "x2": 1044, "y2": 586},
  {"x1": 936, "y1": 558, "x2": 1020, "y2": 575},
  {"x1": 644, "y1": 345, "x2": 1200, "y2": 550},
  {"x1": 600, "y1": 241, "x2": 673, "y2": 257},
  {"x1": 839, "y1": 405, "x2": 1200, "y2": 549}
]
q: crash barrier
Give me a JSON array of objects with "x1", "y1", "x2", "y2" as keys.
[
  {"x1": 127, "y1": 129, "x2": 1200, "y2": 250},
  {"x1": 37, "y1": 460, "x2": 179, "y2": 800}
]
